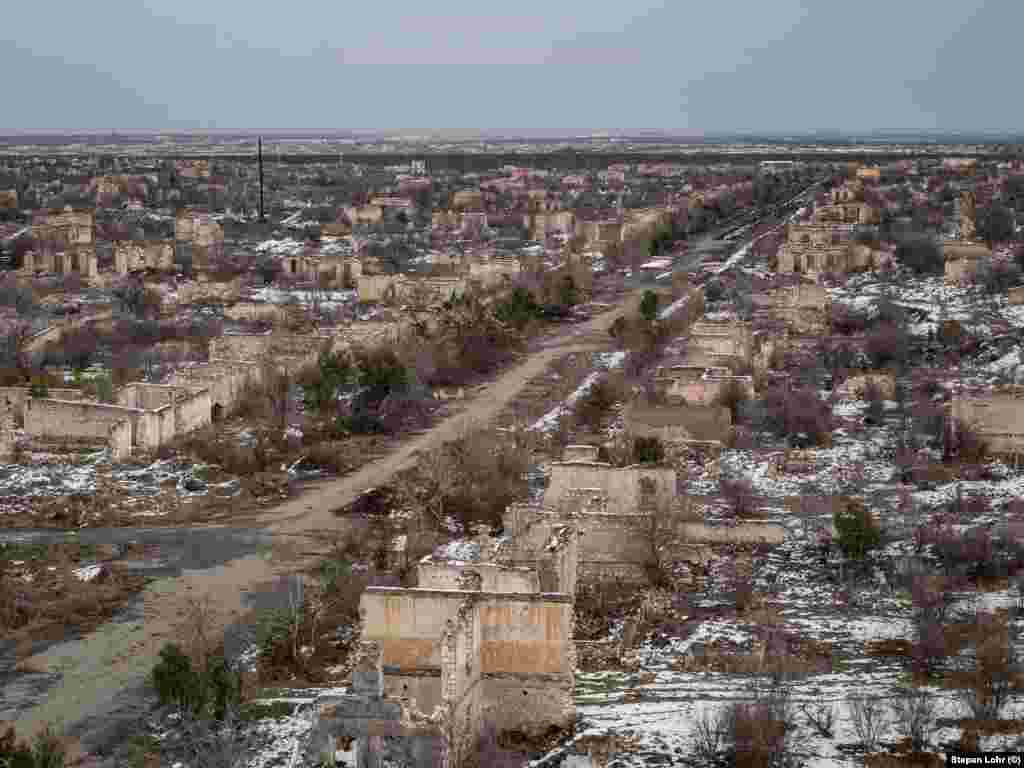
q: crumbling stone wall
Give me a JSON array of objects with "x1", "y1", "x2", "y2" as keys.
[
  {"x1": 357, "y1": 273, "x2": 468, "y2": 305},
  {"x1": 418, "y1": 561, "x2": 540, "y2": 593},
  {"x1": 450, "y1": 190, "x2": 483, "y2": 211},
  {"x1": 503, "y1": 505, "x2": 653, "y2": 583},
  {"x1": 359, "y1": 586, "x2": 576, "y2": 750},
  {"x1": 116, "y1": 383, "x2": 212, "y2": 436},
  {"x1": 440, "y1": 599, "x2": 483, "y2": 767},
  {"x1": 542, "y1": 447, "x2": 675, "y2": 515},
  {"x1": 944, "y1": 241, "x2": 990, "y2": 284},
  {"x1": 688, "y1": 319, "x2": 754, "y2": 363},
  {"x1": 951, "y1": 390, "x2": 1024, "y2": 459},
  {"x1": 304, "y1": 642, "x2": 445, "y2": 768},
  {"x1": 113, "y1": 239, "x2": 174, "y2": 274},
  {"x1": 165, "y1": 360, "x2": 263, "y2": 417},
  {"x1": 624, "y1": 401, "x2": 732, "y2": 444},
  {"x1": 0, "y1": 388, "x2": 85, "y2": 426},
  {"x1": 960, "y1": 190, "x2": 977, "y2": 240},
  {"x1": 838, "y1": 371, "x2": 897, "y2": 400},
  {"x1": 24, "y1": 399, "x2": 136, "y2": 459},
  {"x1": 208, "y1": 333, "x2": 327, "y2": 369},
  {"x1": 526, "y1": 210, "x2": 575, "y2": 240},
  {"x1": 655, "y1": 370, "x2": 755, "y2": 406},
  {"x1": 0, "y1": 401, "x2": 16, "y2": 460}
]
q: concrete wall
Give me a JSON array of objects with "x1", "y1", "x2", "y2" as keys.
[
  {"x1": 25, "y1": 398, "x2": 144, "y2": 451},
  {"x1": 952, "y1": 392, "x2": 1024, "y2": 457},
  {"x1": 113, "y1": 240, "x2": 174, "y2": 274},
  {"x1": 221, "y1": 301, "x2": 289, "y2": 324},
  {"x1": 417, "y1": 562, "x2": 540, "y2": 594},
  {"x1": 441, "y1": 600, "x2": 483, "y2": 767},
  {"x1": 679, "y1": 520, "x2": 786, "y2": 545},
  {"x1": 658, "y1": 375, "x2": 755, "y2": 406},
  {"x1": 0, "y1": 388, "x2": 85, "y2": 425},
  {"x1": 543, "y1": 461, "x2": 675, "y2": 516},
  {"x1": 839, "y1": 372, "x2": 897, "y2": 400},
  {"x1": 625, "y1": 402, "x2": 733, "y2": 443},
  {"x1": 481, "y1": 675, "x2": 575, "y2": 735},
  {"x1": 360, "y1": 588, "x2": 573, "y2": 678},
  {"x1": 165, "y1": 360, "x2": 262, "y2": 416},
  {"x1": 116, "y1": 383, "x2": 212, "y2": 439},
  {"x1": 506, "y1": 508, "x2": 653, "y2": 572},
  {"x1": 502, "y1": 505, "x2": 783, "y2": 584},
  {"x1": 690, "y1": 320, "x2": 753, "y2": 362}
]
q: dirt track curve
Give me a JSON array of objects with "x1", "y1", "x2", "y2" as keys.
[{"x1": 10, "y1": 290, "x2": 644, "y2": 746}]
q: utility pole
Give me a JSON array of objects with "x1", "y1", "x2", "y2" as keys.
[{"x1": 258, "y1": 136, "x2": 265, "y2": 223}]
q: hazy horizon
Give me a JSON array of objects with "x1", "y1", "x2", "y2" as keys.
[{"x1": 1, "y1": 0, "x2": 1018, "y2": 134}]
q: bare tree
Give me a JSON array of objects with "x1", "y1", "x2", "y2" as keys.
[
  {"x1": 847, "y1": 694, "x2": 887, "y2": 755},
  {"x1": 890, "y1": 688, "x2": 938, "y2": 752}
]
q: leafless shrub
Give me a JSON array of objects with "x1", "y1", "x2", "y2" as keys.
[
  {"x1": 847, "y1": 694, "x2": 887, "y2": 754},
  {"x1": 890, "y1": 687, "x2": 938, "y2": 752},
  {"x1": 692, "y1": 706, "x2": 725, "y2": 763},
  {"x1": 954, "y1": 612, "x2": 1022, "y2": 721},
  {"x1": 800, "y1": 701, "x2": 835, "y2": 739},
  {"x1": 721, "y1": 679, "x2": 797, "y2": 768},
  {"x1": 170, "y1": 707, "x2": 255, "y2": 768}
]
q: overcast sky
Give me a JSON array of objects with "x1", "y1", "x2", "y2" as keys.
[{"x1": 0, "y1": 0, "x2": 1015, "y2": 133}]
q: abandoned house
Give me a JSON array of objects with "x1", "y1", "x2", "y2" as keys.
[
  {"x1": 21, "y1": 383, "x2": 211, "y2": 461},
  {"x1": 305, "y1": 523, "x2": 580, "y2": 766},
  {"x1": 777, "y1": 223, "x2": 879, "y2": 276},
  {"x1": 504, "y1": 445, "x2": 784, "y2": 583},
  {"x1": 23, "y1": 206, "x2": 98, "y2": 278},
  {"x1": 943, "y1": 241, "x2": 991, "y2": 284},
  {"x1": 113, "y1": 239, "x2": 175, "y2": 274}
]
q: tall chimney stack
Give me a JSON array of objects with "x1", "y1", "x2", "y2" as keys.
[{"x1": 258, "y1": 136, "x2": 265, "y2": 223}]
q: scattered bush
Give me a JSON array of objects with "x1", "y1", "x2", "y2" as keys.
[
  {"x1": 574, "y1": 379, "x2": 619, "y2": 434},
  {"x1": 720, "y1": 478, "x2": 761, "y2": 520},
  {"x1": 150, "y1": 642, "x2": 241, "y2": 721},
  {"x1": 639, "y1": 290, "x2": 659, "y2": 323},
  {"x1": 0, "y1": 725, "x2": 66, "y2": 768},
  {"x1": 954, "y1": 612, "x2": 1022, "y2": 721},
  {"x1": 833, "y1": 498, "x2": 881, "y2": 560},
  {"x1": 760, "y1": 386, "x2": 833, "y2": 447},
  {"x1": 632, "y1": 435, "x2": 665, "y2": 465},
  {"x1": 863, "y1": 380, "x2": 885, "y2": 426},
  {"x1": 865, "y1": 321, "x2": 910, "y2": 369},
  {"x1": 721, "y1": 681, "x2": 797, "y2": 768}
]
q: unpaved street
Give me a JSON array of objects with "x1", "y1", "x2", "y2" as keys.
[{"x1": 8, "y1": 289, "x2": 644, "y2": 750}]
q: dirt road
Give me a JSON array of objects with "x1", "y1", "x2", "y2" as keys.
[{"x1": 9, "y1": 289, "x2": 644, "y2": 748}]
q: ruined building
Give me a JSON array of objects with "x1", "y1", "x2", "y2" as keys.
[
  {"x1": 777, "y1": 223, "x2": 879, "y2": 276},
  {"x1": 305, "y1": 524, "x2": 580, "y2": 766},
  {"x1": 503, "y1": 445, "x2": 784, "y2": 582},
  {"x1": 950, "y1": 387, "x2": 1024, "y2": 464},
  {"x1": 175, "y1": 208, "x2": 224, "y2": 269},
  {"x1": 750, "y1": 281, "x2": 831, "y2": 335},
  {"x1": 944, "y1": 191, "x2": 991, "y2": 284},
  {"x1": 22, "y1": 206, "x2": 98, "y2": 279},
  {"x1": 113, "y1": 239, "x2": 175, "y2": 274},
  {"x1": 22, "y1": 383, "x2": 211, "y2": 461}
]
